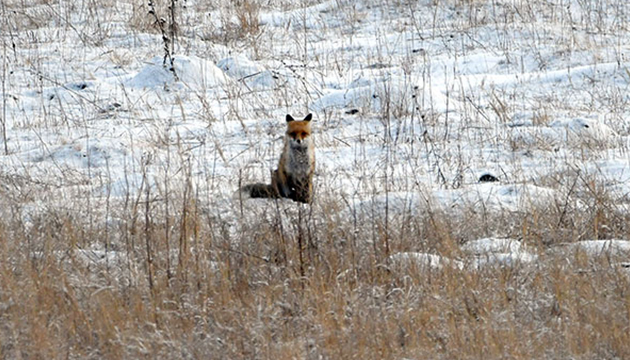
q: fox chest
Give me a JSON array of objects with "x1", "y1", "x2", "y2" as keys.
[{"x1": 286, "y1": 147, "x2": 313, "y2": 178}]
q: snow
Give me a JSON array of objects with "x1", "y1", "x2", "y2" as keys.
[
  {"x1": 462, "y1": 237, "x2": 538, "y2": 268},
  {"x1": 128, "y1": 55, "x2": 230, "y2": 90},
  {"x1": 462, "y1": 238, "x2": 538, "y2": 268},
  {"x1": 258, "y1": 0, "x2": 341, "y2": 28},
  {"x1": 569, "y1": 240, "x2": 630, "y2": 256},
  {"x1": 348, "y1": 183, "x2": 557, "y2": 220},
  {"x1": 3, "y1": 0, "x2": 630, "y2": 272},
  {"x1": 388, "y1": 252, "x2": 464, "y2": 271},
  {"x1": 550, "y1": 240, "x2": 630, "y2": 277},
  {"x1": 217, "y1": 56, "x2": 279, "y2": 89},
  {"x1": 388, "y1": 237, "x2": 539, "y2": 273},
  {"x1": 461, "y1": 238, "x2": 525, "y2": 255}
]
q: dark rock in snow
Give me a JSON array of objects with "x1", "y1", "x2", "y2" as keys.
[{"x1": 479, "y1": 174, "x2": 499, "y2": 183}]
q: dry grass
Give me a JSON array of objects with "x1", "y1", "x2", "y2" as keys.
[{"x1": 0, "y1": 177, "x2": 628, "y2": 359}]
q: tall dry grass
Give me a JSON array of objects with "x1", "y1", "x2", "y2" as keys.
[{"x1": 0, "y1": 175, "x2": 628, "y2": 358}]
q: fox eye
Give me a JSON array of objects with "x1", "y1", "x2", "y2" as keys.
[{"x1": 290, "y1": 132, "x2": 297, "y2": 137}]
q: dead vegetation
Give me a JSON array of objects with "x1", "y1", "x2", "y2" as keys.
[{"x1": 0, "y1": 170, "x2": 628, "y2": 359}]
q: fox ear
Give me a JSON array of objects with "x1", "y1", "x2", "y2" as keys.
[
  {"x1": 286, "y1": 114, "x2": 295, "y2": 122},
  {"x1": 303, "y1": 113, "x2": 313, "y2": 122}
]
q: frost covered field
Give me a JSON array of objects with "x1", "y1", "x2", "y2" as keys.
[{"x1": 1, "y1": 0, "x2": 630, "y2": 358}]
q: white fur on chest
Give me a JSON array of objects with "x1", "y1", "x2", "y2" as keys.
[{"x1": 285, "y1": 140, "x2": 314, "y2": 178}]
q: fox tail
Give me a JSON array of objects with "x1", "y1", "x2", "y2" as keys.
[{"x1": 241, "y1": 183, "x2": 279, "y2": 199}]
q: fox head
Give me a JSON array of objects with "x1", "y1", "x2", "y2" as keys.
[{"x1": 285, "y1": 113, "x2": 313, "y2": 147}]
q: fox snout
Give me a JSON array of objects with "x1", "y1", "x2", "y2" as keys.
[{"x1": 290, "y1": 137, "x2": 309, "y2": 149}]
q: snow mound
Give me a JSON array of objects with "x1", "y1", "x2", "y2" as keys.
[
  {"x1": 217, "y1": 56, "x2": 262, "y2": 78},
  {"x1": 462, "y1": 238, "x2": 538, "y2": 268},
  {"x1": 509, "y1": 116, "x2": 618, "y2": 149},
  {"x1": 436, "y1": 184, "x2": 557, "y2": 212},
  {"x1": 217, "y1": 56, "x2": 277, "y2": 88},
  {"x1": 550, "y1": 117, "x2": 617, "y2": 144},
  {"x1": 461, "y1": 238, "x2": 524, "y2": 254},
  {"x1": 259, "y1": 0, "x2": 339, "y2": 29},
  {"x1": 349, "y1": 184, "x2": 556, "y2": 220},
  {"x1": 388, "y1": 252, "x2": 463, "y2": 271},
  {"x1": 29, "y1": 138, "x2": 125, "y2": 170},
  {"x1": 311, "y1": 74, "x2": 421, "y2": 114},
  {"x1": 470, "y1": 252, "x2": 538, "y2": 268},
  {"x1": 128, "y1": 55, "x2": 229, "y2": 89},
  {"x1": 311, "y1": 86, "x2": 373, "y2": 111},
  {"x1": 570, "y1": 240, "x2": 630, "y2": 255},
  {"x1": 349, "y1": 192, "x2": 422, "y2": 219}
]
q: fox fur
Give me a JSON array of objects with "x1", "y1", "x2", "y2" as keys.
[{"x1": 242, "y1": 113, "x2": 315, "y2": 203}]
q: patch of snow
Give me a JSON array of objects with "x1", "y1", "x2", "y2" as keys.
[
  {"x1": 433, "y1": 184, "x2": 557, "y2": 212},
  {"x1": 388, "y1": 252, "x2": 464, "y2": 271},
  {"x1": 348, "y1": 184, "x2": 557, "y2": 220},
  {"x1": 311, "y1": 74, "x2": 422, "y2": 114},
  {"x1": 462, "y1": 238, "x2": 538, "y2": 268},
  {"x1": 549, "y1": 117, "x2": 617, "y2": 144},
  {"x1": 570, "y1": 240, "x2": 630, "y2": 255},
  {"x1": 469, "y1": 252, "x2": 538, "y2": 268},
  {"x1": 128, "y1": 55, "x2": 229, "y2": 90},
  {"x1": 217, "y1": 55, "x2": 278, "y2": 88},
  {"x1": 259, "y1": 0, "x2": 340, "y2": 28},
  {"x1": 461, "y1": 238, "x2": 524, "y2": 255}
]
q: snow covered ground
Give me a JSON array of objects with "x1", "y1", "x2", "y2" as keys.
[{"x1": 2, "y1": 0, "x2": 630, "y2": 265}]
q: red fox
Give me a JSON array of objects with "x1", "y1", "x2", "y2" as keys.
[{"x1": 243, "y1": 113, "x2": 315, "y2": 203}]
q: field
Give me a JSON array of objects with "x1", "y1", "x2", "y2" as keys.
[{"x1": 1, "y1": 0, "x2": 630, "y2": 358}]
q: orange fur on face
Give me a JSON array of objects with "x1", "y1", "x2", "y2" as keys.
[{"x1": 286, "y1": 120, "x2": 312, "y2": 140}]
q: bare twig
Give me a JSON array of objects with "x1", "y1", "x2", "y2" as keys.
[{"x1": 148, "y1": 0, "x2": 179, "y2": 81}]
